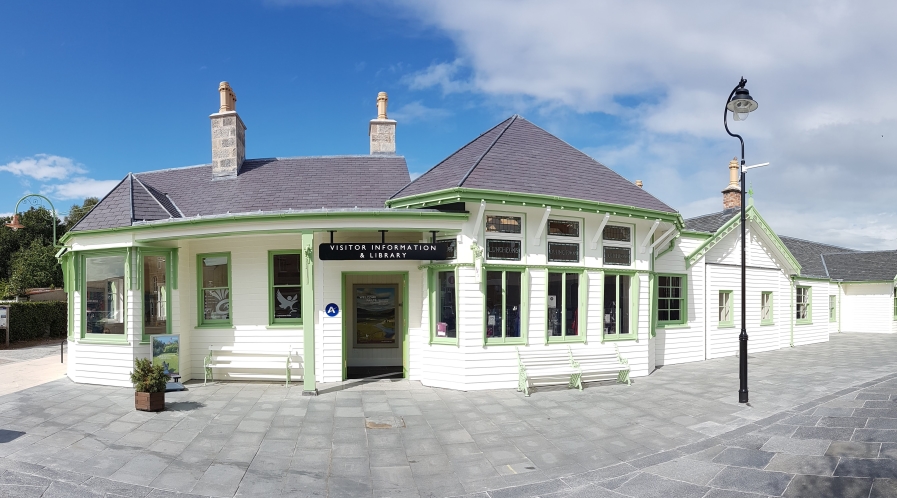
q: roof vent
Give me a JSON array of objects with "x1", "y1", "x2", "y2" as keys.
[
  {"x1": 635, "y1": 180, "x2": 643, "y2": 188},
  {"x1": 210, "y1": 82, "x2": 247, "y2": 178}
]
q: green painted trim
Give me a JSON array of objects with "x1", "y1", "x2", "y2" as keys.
[
  {"x1": 761, "y1": 291, "x2": 774, "y2": 326},
  {"x1": 59, "y1": 210, "x2": 471, "y2": 244},
  {"x1": 837, "y1": 279, "x2": 896, "y2": 284},
  {"x1": 718, "y1": 290, "x2": 734, "y2": 327},
  {"x1": 545, "y1": 269, "x2": 587, "y2": 344},
  {"x1": 684, "y1": 206, "x2": 802, "y2": 274},
  {"x1": 196, "y1": 252, "x2": 232, "y2": 328},
  {"x1": 654, "y1": 235, "x2": 679, "y2": 260},
  {"x1": 657, "y1": 323, "x2": 690, "y2": 329},
  {"x1": 194, "y1": 325, "x2": 236, "y2": 330},
  {"x1": 796, "y1": 285, "x2": 812, "y2": 325},
  {"x1": 790, "y1": 278, "x2": 795, "y2": 346},
  {"x1": 300, "y1": 233, "x2": 316, "y2": 392},
  {"x1": 418, "y1": 262, "x2": 475, "y2": 270},
  {"x1": 483, "y1": 267, "x2": 529, "y2": 346},
  {"x1": 268, "y1": 250, "x2": 304, "y2": 326},
  {"x1": 429, "y1": 267, "x2": 460, "y2": 346},
  {"x1": 386, "y1": 187, "x2": 684, "y2": 227},
  {"x1": 138, "y1": 248, "x2": 174, "y2": 342},
  {"x1": 655, "y1": 273, "x2": 687, "y2": 326},
  {"x1": 79, "y1": 249, "x2": 129, "y2": 340},
  {"x1": 794, "y1": 276, "x2": 834, "y2": 282},
  {"x1": 599, "y1": 270, "x2": 639, "y2": 342},
  {"x1": 680, "y1": 230, "x2": 713, "y2": 239}
]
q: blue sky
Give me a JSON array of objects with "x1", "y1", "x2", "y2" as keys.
[{"x1": 2, "y1": 1, "x2": 896, "y2": 249}]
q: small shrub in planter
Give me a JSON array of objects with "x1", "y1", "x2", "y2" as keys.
[{"x1": 130, "y1": 358, "x2": 170, "y2": 412}]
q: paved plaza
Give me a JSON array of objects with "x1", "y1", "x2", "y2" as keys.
[{"x1": 1, "y1": 334, "x2": 897, "y2": 497}]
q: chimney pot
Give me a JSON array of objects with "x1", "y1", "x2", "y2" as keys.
[
  {"x1": 210, "y1": 82, "x2": 246, "y2": 178},
  {"x1": 635, "y1": 180, "x2": 643, "y2": 188},
  {"x1": 369, "y1": 91, "x2": 396, "y2": 155}
]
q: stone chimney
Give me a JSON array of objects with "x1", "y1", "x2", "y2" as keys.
[
  {"x1": 210, "y1": 82, "x2": 246, "y2": 178},
  {"x1": 369, "y1": 92, "x2": 396, "y2": 155},
  {"x1": 635, "y1": 180, "x2": 643, "y2": 188},
  {"x1": 722, "y1": 157, "x2": 741, "y2": 209}
]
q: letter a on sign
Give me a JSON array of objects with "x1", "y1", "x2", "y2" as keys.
[{"x1": 325, "y1": 303, "x2": 340, "y2": 317}]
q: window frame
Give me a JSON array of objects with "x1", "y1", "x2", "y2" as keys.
[
  {"x1": 79, "y1": 249, "x2": 130, "y2": 343},
  {"x1": 484, "y1": 212, "x2": 525, "y2": 263},
  {"x1": 656, "y1": 273, "x2": 687, "y2": 326},
  {"x1": 761, "y1": 291, "x2": 774, "y2": 326},
  {"x1": 829, "y1": 295, "x2": 837, "y2": 323},
  {"x1": 602, "y1": 271, "x2": 638, "y2": 342},
  {"x1": 893, "y1": 286, "x2": 897, "y2": 320},
  {"x1": 268, "y1": 250, "x2": 303, "y2": 327},
  {"x1": 139, "y1": 248, "x2": 176, "y2": 342},
  {"x1": 429, "y1": 267, "x2": 459, "y2": 345},
  {"x1": 197, "y1": 252, "x2": 233, "y2": 328},
  {"x1": 483, "y1": 266, "x2": 528, "y2": 345},
  {"x1": 718, "y1": 290, "x2": 734, "y2": 328},
  {"x1": 796, "y1": 285, "x2": 812, "y2": 325},
  {"x1": 546, "y1": 270, "x2": 587, "y2": 343},
  {"x1": 601, "y1": 222, "x2": 634, "y2": 267},
  {"x1": 546, "y1": 216, "x2": 583, "y2": 265}
]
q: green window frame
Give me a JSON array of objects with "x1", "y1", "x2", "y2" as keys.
[
  {"x1": 602, "y1": 272, "x2": 639, "y2": 341},
  {"x1": 761, "y1": 291, "x2": 774, "y2": 326},
  {"x1": 796, "y1": 285, "x2": 811, "y2": 324},
  {"x1": 656, "y1": 274, "x2": 686, "y2": 326},
  {"x1": 429, "y1": 268, "x2": 459, "y2": 345},
  {"x1": 718, "y1": 290, "x2": 734, "y2": 327},
  {"x1": 546, "y1": 270, "x2": 586, "y2": 343},
  {"x1": 894, "y1": 287, "x2": 897, "y2": 320},
  {"x1": 829, "y1": 295, "x2": 837, "y2": 323},
  {"x1": 139, "y1": 249, "x2": 177, "y2": 342},
  {"x1": 80, "y1": 249, "x2": 130, "y2": 343},
  {"x1": 484, "y1": 267, "x2": 527, "y2": 345},
  {"x1": 269, "y1": 251, "x2": 303, "y2": 326},
  {"x1": 197, "y1": 252, "x2": 232, "y2": 328}
]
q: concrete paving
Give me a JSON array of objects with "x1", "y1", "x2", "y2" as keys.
[
  {"x1": 0, "y1": 333, "x2": 896, "y2": 497},
  {"x1": 0, "y1": 342, "x2": 66, "y2": 397}
]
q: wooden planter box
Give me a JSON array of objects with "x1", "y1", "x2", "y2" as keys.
[{"x1": 135, "y1": 391, "x2": 164, "y2": 412}]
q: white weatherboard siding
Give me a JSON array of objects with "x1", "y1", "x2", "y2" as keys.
[
  {"x1": 792, "y1": 279, "x2": 830, "y2": 346},
  {"x1": 654, "y1": 235, "x2": 705, "y2": 366},
  {"x1": 841, "y1": 282, "x2": 895, "y2": 333}
]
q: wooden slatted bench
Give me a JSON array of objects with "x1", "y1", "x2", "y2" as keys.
[
  {"x1": 203, "y1": 345, "x2": 301, "y2": 387},
  {"x1": 516, "y1": 345, "x2": 630, "y2": 396}
]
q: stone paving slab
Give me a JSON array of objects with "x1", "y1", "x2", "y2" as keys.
[{"x1": 2, "y1": 333, "x2": 897, "y2": 496}]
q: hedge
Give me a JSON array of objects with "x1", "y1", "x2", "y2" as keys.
[{"x1": 4, "y1": 301, "x2": 67, "y2": 343}]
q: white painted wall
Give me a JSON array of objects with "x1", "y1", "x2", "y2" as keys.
[
  {"x1": 791, "y1": 279, "x2": 830, "y2": 345},
  {"x1": 841, "y1": 282, "x2": 895, "y2": 333}
]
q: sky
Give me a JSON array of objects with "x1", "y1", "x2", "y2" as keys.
[{"x1": 1, "y1": 1, "x2": 896, "y2": 250}]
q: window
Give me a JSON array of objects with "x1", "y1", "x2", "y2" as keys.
[
  {"x1": 198, "y1": 253, "x2": 231, "y2": 327},
  {"x1": 270, "y1": 252, "x2": 301, "y2": 325},
  {"x1": 548, "y1": 272, "x2": 582, "y2": 341},
  {"x1": 603, "y1": 273, "x2": 633, "y2": 338},
  {"x1": 142, "y1": 252, "x2": 171, "y2": 338},
  {"x1": 761, "y1": 292, "x2": 773, "y2": 325},
  {"x1": 432, "y1": 270, "x2": 457, "y2": 342},
  {"x1": 829, "y1": 295, "x2": 837, "y2": 323},
  {"x1": 485, "y1": 269, "x2": 524, "y2": 343},
  {"x1": 83, "y1": 254, "x2": 127, "y2": 337},
  {"x1": 603, "y1": 225, "x2": 632, "y2": 266},
  {"x1": 796, "y1": 286, "x2": 811, "y2": 323},
  {"x1": 547, "y1": 219, "x2": 581, "y2": 263},
  {"x1": 894, "y1": 287, "x2": 897, "y2": 320},
  {"x1": 718, "y1": 291, "x2": 733, "y2": 326},
  {"x1": 485, "y1": 214, "x2": 524, "y2": 261},
  {"x1": 656, "y1": 275, "x2": 686, "y2": 325}
]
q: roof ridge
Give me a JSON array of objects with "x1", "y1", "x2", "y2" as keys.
[
  {"x1": 132, "y1": 175, "x2": 173, "y2": 218},
  {"x1": 779, "y1": 234, "x2": 858, "y2": 252},
  {"x1": 458, "y1": 115, "x2": 518, "y2": 187},
  {"x1": 128, "y1": 173, "x2": 135, "y2": 223},
  {"x1": 389, "y1": 116, "x2": 515, "y2": 200},
  {"x1": 684, "y1": 207, "x2": 739, "y2": 221},
  {"x1": 69, "y1": 175, "x2": 130, "y2": 232}
]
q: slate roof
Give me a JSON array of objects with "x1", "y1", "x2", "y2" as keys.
[
  {"x1": 683, "y1": 208, "x2": 740, "y2": 233},
  {"x1": 779, "y1": 236, "x2": 857, "y2": 279},
  {"x1": 823, "y1": 251, "x2": 897, "y2": 281},
  {"x1": 71, "y1": 156, "x2": 410, "y2": 232},
  {"x1": 390, "y1": 116, "x2": 676, "y2": 213}
]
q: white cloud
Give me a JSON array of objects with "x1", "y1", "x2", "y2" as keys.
[
  {"x1": 42, "y1": 178, "x2": 120, "y2": 201},
  {"x1": 0, "y1": 154, "x2": 86, "y2": 181},
  {"x1": 390, "y1": 101, "x2": 452, "y2": 123},
  {"x1": 393, "y1": 0, "x2": 897, "y2": 249}
]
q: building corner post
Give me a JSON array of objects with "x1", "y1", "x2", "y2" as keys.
[{"x1": 301, "y1": 233, "x2": 318, "y2": 395}]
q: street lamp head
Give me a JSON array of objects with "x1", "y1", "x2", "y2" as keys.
[
  {"x1": 727, "y1": 85, "x2": 758, "y2": 121},
  {"x1": 4, "y1": 214, "x2": 24, "y2": 231}
]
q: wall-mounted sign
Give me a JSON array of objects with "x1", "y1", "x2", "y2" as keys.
[
  {"x1": 325, "y1": 303, "x2": 340, "y2": 317},
  {"x1": 486, "y1": 239, "x2": 521, "y2": 260},
  {"x1": 319, "y1": 243, "x2": 447, "y2": 261}
]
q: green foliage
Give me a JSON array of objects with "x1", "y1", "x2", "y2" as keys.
[
  {"x1": 129, "y1": 358, "x2": 171, "y2": 393},
  {"x1": 0, "y1": 206, "x2": 65, "y2": 297},
  {"x1": 5, "y1": 301, "x2": 67, "y2": 342},
  {"x1": 63, "y1": 197, "x2": 99, "y2": 231},
  {"x1": 8, "y1": 240, "x2": 63, "y2": 295}
]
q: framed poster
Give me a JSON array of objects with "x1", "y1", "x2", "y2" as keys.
[
  {"x1": 354, "y1": 284, "x2": 398, "y2": 348},
  {"x1": 152, "y1": 334, "x2": 180, "y2": 377}
]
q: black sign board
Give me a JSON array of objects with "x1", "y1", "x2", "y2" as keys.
[
  {"x1": 548, "y1": 242, "x2": 580, "y2": 262},
  {"x1": 319, "y1": 243, "x2": 448, "y2": 261},
  {"x1": 486, "y1": 239, "x2": 522, "y2": 260}
]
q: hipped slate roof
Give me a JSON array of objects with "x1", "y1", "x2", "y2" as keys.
[
  {"x1": 779, "y1": 236, "x2": 857, "y2": 279},
  {"x1": 823, "y1": 251, "x2": 897, "y2": 281},
  {"x1": 391, "y1": 116, "x2": 676, "y2": 213},
  {"x1": 683, "y1": 208, "x2": 740, "y2": 233},
  {"x1": 72, "y1": 156, "x2": 410, "y2": 232}
]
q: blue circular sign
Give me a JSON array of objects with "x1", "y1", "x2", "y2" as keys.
[{"x1": 325, "y1": 303, "x2": 340, "y2": 317}]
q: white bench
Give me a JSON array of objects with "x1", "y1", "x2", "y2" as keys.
[
  {"x1": 516, "y1": 345, "x2": 630, "y2": 396},
  {"x1": 203, "y1": 345, "x2": 301, "y2": 387}
]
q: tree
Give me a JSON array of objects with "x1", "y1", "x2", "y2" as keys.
[
  {"x1": 7, "y1": 239, "x2": 63, "y2": 295},
  {"x1": 64, "y1": 197, "x2": 99, "y2": 231},
  {"x1": 0, "y1": 207, "x2": 62, "y2": 290}
]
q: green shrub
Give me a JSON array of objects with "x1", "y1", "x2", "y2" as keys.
[
  {"x1": 129, "y1": 358, "x2": 170, "y2": 393},
  {"x1": 5, "y1": 301, "x2": 67, "y2": 342}
]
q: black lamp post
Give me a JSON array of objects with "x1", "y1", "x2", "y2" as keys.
[{"x1": 724, "y1": 78, "x2": 758, "y2": 404}]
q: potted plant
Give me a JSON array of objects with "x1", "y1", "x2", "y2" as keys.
[{"x1": 130, "y1": 358, "x2": 170, "y2": 412}]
